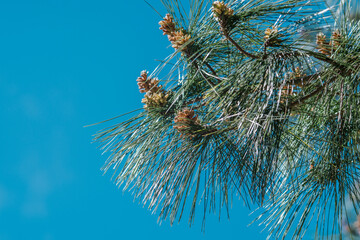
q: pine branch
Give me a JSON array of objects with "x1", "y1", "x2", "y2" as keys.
[
  {"x1": 91, "y1": 1, "x2": 360, "y2": 239},
  {"x1": 223, "y1": 31, "x2": 260, "y2": 59}
]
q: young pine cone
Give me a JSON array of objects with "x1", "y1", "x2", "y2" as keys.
[
  {"x1": 159, "y1": 14, "x2": 191, "y2": 51},
  {"x1": 136, "y1": 70, "x2": 169, "y2": 109},
  {"x1": 264, "y1": 26, "x2": 282, "y2": 46},
  {"x1": 279, "y1": 84, "x2": 301, "y2": 104},
  {"x1": 281, "y1": 85, "x2": 293, "y2": 96},
  {"x1": 330, "y1": 30, "x2": 341, "y2": 50},
  {"x1": 212, "y1": 1, "x2": 234, "y2": 21},
  {"x1": 173, "y1": 108, "x2": 200, "y2": 137},
  {"x1": 168, "y1": 30, "x2": 191, "y2": 50},
  {"x1": 289, "y1": 67, "x2": 306, "y2": 87},
  {"x1": 159, "y1": 14, "x2": 176, "y2": 36},
  {"x1": 142, "y1": 91, "x2": 169, "y2": 108},
  {"x1": 136, "y1": 71, "x2": 162, "y2": 94},
  {"x1": 264, "y1": 26, "x2": 278, "y2": 39},
  {"x1": 316, "y1": 32, "x2": 330, "y2": 55},
  {"x1": 291, "y1": 67, "x2": 304, "y2": 78}
]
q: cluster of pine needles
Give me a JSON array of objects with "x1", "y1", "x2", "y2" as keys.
[{"x1": 92, "y1": 0, "x2": 360, "y2": 239}]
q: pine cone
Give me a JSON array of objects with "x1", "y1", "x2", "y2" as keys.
[
  {"x1": 289, "y1": 67, "x2": 306, "y2": 87},
  {"x1": 173, "y1": 108, "x2": 200, "y2": 137},
  {"x1": 142, "y1": 91, "x2": 169, "y2": 108},
  {"x1": 168, "y1": 30, "x2": 191, "y2": 50},
  {"x1": 264, "y1": 26, "x2": 278, "y2": 40},
  {"x1": 136, "y1": 70, "x2": 162, "y2": 94},
  {"x1": 264, "y1": 26, "x2": 282, "y2": 46},
  {"x1": 330, "y1": 30, "x2": 341, "y2": 50},
  {"x1": 159, "y1": 14, "x2": 192, "y2": 52},
  {"x1": 316, "y1": 32, "x2": 330, "y2": 55},
  {"x1": 212, "y1": 1, "x2": 234, "y2": 21},
  {"x1": 159, "y1": 14, "x2": 176, "y2": 36},
  {"x1": 280, "y1": 84, "x2": 301, "y2": 104}
]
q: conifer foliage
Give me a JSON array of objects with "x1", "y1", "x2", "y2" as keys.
[{"x1": 92, "y1": 0, "x2": 360, "y2": 239}]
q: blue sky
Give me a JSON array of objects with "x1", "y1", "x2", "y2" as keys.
[{"x1": 0, "y1": 1, "x2": 281, "y2": 239}]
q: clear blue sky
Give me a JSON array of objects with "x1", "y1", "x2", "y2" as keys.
[{"x1": 0, "y1": 1, "x2": 278, "y2": 239}]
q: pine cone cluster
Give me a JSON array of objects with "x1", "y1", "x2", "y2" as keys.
[
  {"x1": 168, "y1": 30, "x2": 191, "y2": 50},
  {"x1": 290, "y1": 67, "x2": 304, "y2": 79},
  {"x1": 279, "y1": 68, "x2": 305, "y2": 102},
  {"x1": 316, "y1": 30, "x2": 342, "y2": 55},
  {"x1": 264, "y1": 26, "x2": 282, "y2": 46},
  {"x1": 330, "y1": 30, "x2": 341, "y2": 50},
  {"x1": 142, "y1": 92, "x2": 169, "y2": 108},
  {"x1": 212, "y1": 1, "x2": 234, "y2": 21},
  {"x1": 264, "y1": 26, "x2": 278, "y2": 39},
  {"x1": 136, "y1": 70, "x2": 169, "y2": 108},
  {"x1": 159, "y1": 14, "x2": 176, "y2": 36},
  {"x1": 137, "y1": 70, "x2": 162, "y2": 93},
  {"x1": 173, "y1": 108, "x2": 200, "y2": 137},
  {"x1": 289, "y1": 67, "x2": 306, "y2": 87},
  {"x1": 280, "y1": 85, "x2": 294, "y2": 98},
  {"x1": 280, "y1": 83, "x2": 301, "y2": 103},
  {"x1": 212, "y1": 1, "x2": 234, "y2": 34},
  {"x1": 316, "y1": 32, "x2": 330, "y2": 55},
  {"x1": 159, "y1": 14, "x2": 191, "y2": 51}
]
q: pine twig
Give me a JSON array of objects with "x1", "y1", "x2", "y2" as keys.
[
  {"x1": 223, "y1": 32, "x2": 259, "y2": 59},
  {"x1": 204, "y1": 62, "x2": 218, "y2": 77}
]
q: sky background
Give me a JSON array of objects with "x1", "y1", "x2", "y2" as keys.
[
  {"x1": 0, "y1": 1, "x2": 270, "y2": 239},
  {"x1": 3, "y1": 1, "x2": 360, "y2": 239}
]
